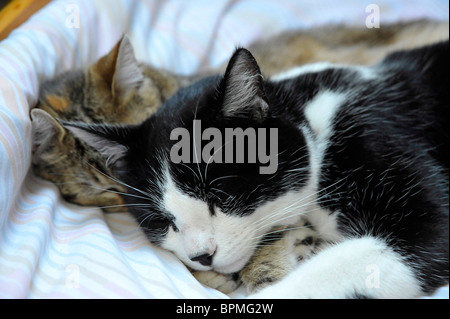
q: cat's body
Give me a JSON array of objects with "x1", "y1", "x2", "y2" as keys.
[{"x1": 64, "y1": 40, "x2": 449, "y2": 298}]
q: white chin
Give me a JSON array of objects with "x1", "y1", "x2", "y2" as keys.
[{"x1": 213, "y1": 257, "x2": 250, "y2": 274}]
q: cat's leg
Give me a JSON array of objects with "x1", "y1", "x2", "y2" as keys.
[
  {"x1": 239, "y1": 230, "x2": 294, "y2": 294},
  {"x1": 240, "y1": 220, "x2": 320, "y2": 293},
  {"x1": 249, "y1": 236, "x2": 422, "y2": 299}
]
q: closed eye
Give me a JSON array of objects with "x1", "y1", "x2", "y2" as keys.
[
  {"x1": 147, "y1": 218, "x2": 171, "y2": 230},
  {"x1": 139, "y1": 212, "x2": 178, "y2": 232}
]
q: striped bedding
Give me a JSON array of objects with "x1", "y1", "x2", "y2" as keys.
[{"x1": 0, "y1": 0, "x2": 448, "y2": 298}]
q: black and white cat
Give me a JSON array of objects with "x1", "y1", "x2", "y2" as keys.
[{"x1": 64, "y1": 41, "x2": 449, "y2": 298}]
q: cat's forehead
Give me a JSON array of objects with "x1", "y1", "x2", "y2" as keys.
[
  {"x1": 40, "y1": 70, "x2": 85, "y2": 96},
  {"x1": 38, "y1": 70, "x2": 86, "y2": 118}
]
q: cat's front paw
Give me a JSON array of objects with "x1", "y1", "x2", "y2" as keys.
[
  {"x1": 193, "y1": 271, "x2": 241, "y2": 294},
  {"x1": 286, "y1": 223, "x2": 319, "y2": 263}
]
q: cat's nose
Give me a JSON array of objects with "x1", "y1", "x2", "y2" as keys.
[{"x1": 190, "y1": 252, "x2": 215, "y2": 266}]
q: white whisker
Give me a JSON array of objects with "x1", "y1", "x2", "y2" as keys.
[
  {"x1": 209, "y1": 175, "x2": 240, "y2": 186},
  {"x1": 86, "y1": 162, "x2": 154, "y2": 200}
]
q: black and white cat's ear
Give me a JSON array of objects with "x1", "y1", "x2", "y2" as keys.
[
  {"x1": 62, "y1": 121, "x2": 130, "y2": 167},
  {"x1": 220, "y1": 48, "x2": 269, "y2": 121},
  {"x1": 30, "y1": 108, "x2": 67, "y2": 163}
]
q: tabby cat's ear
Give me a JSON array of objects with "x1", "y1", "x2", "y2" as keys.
[
  {"x1": 113, "y1": 35, "x2": 145, "y2": 96},
  {"x1": 94, "y1": 34, "x2": 144, "y2": 98},
  {"x1": 62, "y1": 121, "x2": 131, "y2": 167},
  {"x1": 220, "y1": 48, "x2": 269, "y2": 122},
  {"x1": 31, "y1": 108, "x2": 66, "y2": 164}
]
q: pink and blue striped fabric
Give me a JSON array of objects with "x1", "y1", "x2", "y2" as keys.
[{"x1": 0, "y1": 0, "x2": 448, "y2": 298}]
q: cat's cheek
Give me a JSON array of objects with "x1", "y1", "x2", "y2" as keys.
[
  {"x1": 210, "y1": 213, "x2": 260, "y2": 274},
  {"x1": 215, "y1": 232, "x2": 256, "y2": 273},
  {"x1": 160, "y1": 228, "x2": 188, "y2": 265},
  {"x1": 213, "y1": 255, "x2": 252, "y2": 274}
]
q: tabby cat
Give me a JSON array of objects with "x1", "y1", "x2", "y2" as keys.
[{"x1": 31, "y1": 21, "x2": 448, "y2": 295}]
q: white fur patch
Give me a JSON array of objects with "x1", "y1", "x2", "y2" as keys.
[
  {"x1": 300, "y1": 125, "x2": 341, "y2": 242},
  {"x1": 304, "y1": 90, "x2": 346, "y2": 139},
  {"x1": 162, "y1": 175, "x2": 216, "y2": 266},
  {"x1": 270, "y1": 62, "x2": 377, "y2": 82},
  {"x1": 271, "y1": 63, "x2": 337, "y2": 82}
]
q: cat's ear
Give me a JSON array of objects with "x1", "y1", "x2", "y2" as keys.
[
  {"x1": 220, "y1": 48, "x2": 269, "y2": 121},
  {"x1": 112, "y1": 35, "x2": 145, "y2": 96},
  {"x1": 62, "y1": 121, "x2": 131, "y2": 167},
  {"x1": 30, "y1": 108, "x2": 67, "y2": 164},
  {"x1": 93, "y1": 34, "x2": 144, "y2": 98}
]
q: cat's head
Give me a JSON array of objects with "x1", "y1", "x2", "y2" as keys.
[
  {"x1": 63, "y1": 48, "x2": 313, "y2": 273},
  {"x1": 31, "y1": 35, "x2": 184, "y2": 212},
  {"x1": 31, "y1": 108, "x2": 128, "y2": 211}
]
